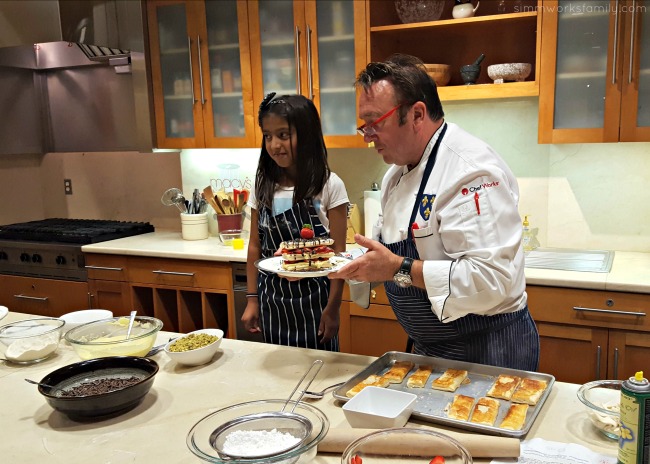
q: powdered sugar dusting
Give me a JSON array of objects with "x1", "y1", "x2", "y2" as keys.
[{"x1": 222, "y1": 429, "x2": 301, "y2": 457}]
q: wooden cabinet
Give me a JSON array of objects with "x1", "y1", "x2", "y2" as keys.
[
  {"x1": 539, "y1": 0, "x2": 650, "y2": 143},
  {"x1": 146, "y1": 0, "x2": 367, "y2": 149},
  {"x1": 527, "y1": 285, "x2": 650, "y2": 384},
  {"x1": 0, "y1": 275, "x2": 89, "y2": 317},
  {"x1": 146, "y1": 0, "x2": 256, "y2": 148},
  {"x1": 85, "y1": 254, "x2": 236, "y2": 337},
  {"x1": 339, "y1": 283, "x2": 409, "y2": 356},
  {"x1": 368, "y1": 0, "x2": 542, "y2": 101},
  {"x1": 247, "y1": 0, "x2": 367, "y2": 148}
]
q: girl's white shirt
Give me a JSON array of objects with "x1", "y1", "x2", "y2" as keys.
[{"x1": 248, "y1": 172, "x2": 349, "y2": 231}]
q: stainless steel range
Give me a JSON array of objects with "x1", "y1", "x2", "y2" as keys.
[{"x1": 0, "y1": 219, "x2": 154, "y2": 282}]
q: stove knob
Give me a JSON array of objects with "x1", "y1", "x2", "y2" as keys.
[
  {"x1": 0, "y1": 251, "x2": 7, "y2": 260},
  {"x1": 56, "y1": 255, "x2": 67, "y2": 265},
  {"x1": 32, "y1": 254, "x2": 42, "y2": 263},
  {"x1": 20, "y1": 253, "x2": 31, "y2": 262}
]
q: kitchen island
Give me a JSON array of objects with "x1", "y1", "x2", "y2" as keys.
[{"x1": 1, "y1": 311, "x2": 617, "y2": 463}]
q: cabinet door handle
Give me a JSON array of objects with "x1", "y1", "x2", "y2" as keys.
[
  {"x1": 306, "y1": 24, "x2": 313, "y2": 100},
  {"x1": 152, "y1": 270, "x2": 195, "y2": 277},
  {"x1": 294, "y1": 25, "x2": 302, "y2": 94},
  {"x1": 612, "y1": 0, "x2": 620, "y2": 84},
  {"x1": 197, "y1": 35, "x2": 206, "y2": 104},
  {"x1": 14, "y1": 294, "x2": 48, "y2": 302},
  {"x1": 187, "y1": 36, "x2": 196, "y2": 103},
  {"x1": 629, "y1": 0, "x2": 636, "y2": 84},
  {"x1": 613, "y1": 347, "x2": 619, "y2": 379},
  {"x1": 87, "y1": 292, "x2": 92, "y2": 308},
  {"x1": 573, "y1": 306, "x2": 646, "y2": 317},
  {"x1": 85, "y1": 265, "x2": 124, "y2": 271},
  {"x1": 596, "y1": 345, "x2": 601, "y2": 380}
]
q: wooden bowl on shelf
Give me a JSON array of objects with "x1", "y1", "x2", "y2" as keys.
[{"x1": 424, "y1": 64, "x2": 451, "y2": 87}]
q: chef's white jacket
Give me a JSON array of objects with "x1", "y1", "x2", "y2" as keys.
[{"x1": 379, "y1": 122, "x2": 527, "y2": 323}]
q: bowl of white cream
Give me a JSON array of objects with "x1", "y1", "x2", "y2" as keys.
[{"x1": 0, "y1": 317, "x2": 65, "y2": 364}]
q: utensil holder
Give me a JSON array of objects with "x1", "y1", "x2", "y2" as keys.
[
  {"x1": 181, "y1": 213, "x2": 209, "y2": 240},
  {"x1": 216, "y1": 212, "x2": 243, "y2": 233}
]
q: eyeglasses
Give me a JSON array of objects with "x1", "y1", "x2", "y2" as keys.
[{"x1": 356, "y1": 104, "x2": 401, "y2": 137}]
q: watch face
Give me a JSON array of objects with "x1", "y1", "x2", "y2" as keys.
[{"x1": 393, "y1": 272, "x2": 412, "y2": 288}]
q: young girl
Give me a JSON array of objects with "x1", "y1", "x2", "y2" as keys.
[{"x1": 242, "y1": 93, "x2": 349, "y2": 351}]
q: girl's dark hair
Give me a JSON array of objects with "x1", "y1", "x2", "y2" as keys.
[
  {"x1": 355, "y1": 54, "x2": 444, "y2": 124},
  {"x1": 255, "y1": 93, "x2": 330, "y2": 210}
]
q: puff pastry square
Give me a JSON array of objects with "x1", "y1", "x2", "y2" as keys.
[
  {"x1": 345, "y1": 374, "x2": 390, "y2": 398},
  {"x1": 499, "y1": 403, "x2": 529, "y2": 430},
  {"x1": 447, "y1": 394, "x2": 475, "y2": 421},
  {"x1": 431, "y1": 368, "x2": 468, "y2": 392},
  {"x1": 511, "y1": 378, "x2": 548, "y2": 405},
  {"x1": 470, "y1": 397, "x2": 501, "y2": 426},
  {"x1": 486, "y1": 374, "x2": 522, "y2": 400},
  {"x1": 382, "y1": 361, "x2": 414, "y2": 384},
  {"x1": 406, "y1": 365, "x2": 433, "y2": 388}
]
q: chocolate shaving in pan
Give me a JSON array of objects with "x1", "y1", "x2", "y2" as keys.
[{"x1": 59, "y1": 376, "x2": 141, "y2": 397}]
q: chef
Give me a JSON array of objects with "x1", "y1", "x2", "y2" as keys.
[{"x1": 329, "y1": 54, "x2": 540, "y2": 371}]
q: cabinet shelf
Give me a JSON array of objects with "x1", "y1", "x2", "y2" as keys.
[
  {"x1": 208, "y1": 43, "x2": 239, "y2": 51},
  {"x1": 370, "y1": 11, "x2": 538, "y2": 33},
  {"x1": 212, "y1": 91, "x2": 243, "y2": 99},
  {"x1": 556, "y1": 71, "x2": 606, "y2": 80},
  {"x1": 318, "y1": 33, "x2": 355, "y2": 43},
  {"x1": 438, "y1": 81, "x2": 538, "y2": 101},
  {"x1": 320, "y1": 87, "x2": 356, "y2": 95}
]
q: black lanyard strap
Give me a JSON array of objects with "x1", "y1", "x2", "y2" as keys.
[{"x1": 407, "y1": 122, "x2": 447, "y2": 241}]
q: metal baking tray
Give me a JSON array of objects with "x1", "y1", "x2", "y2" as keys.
[{"x1": 333, "y1": 351, "x2": 555, "y2": 438}]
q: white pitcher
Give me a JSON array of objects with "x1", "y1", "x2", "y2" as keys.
[{"x1": 452, "y1": 0, "x2": 480, "y2": 19}]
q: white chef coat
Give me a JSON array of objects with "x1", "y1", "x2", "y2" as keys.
[{"x1": 379, "y1": 122, "x2": 527, "y2": 323}]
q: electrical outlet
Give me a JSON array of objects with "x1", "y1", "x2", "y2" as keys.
[{"x1": 64, "y1": 179, "x2": 73, "y2": 195}]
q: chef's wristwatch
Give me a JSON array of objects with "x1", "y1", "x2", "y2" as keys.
[{"x1": 393, "y1": 257, "x2": 414, "y2": 288}]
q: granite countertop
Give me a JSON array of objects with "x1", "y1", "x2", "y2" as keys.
[
  {"x1": 0, "y1": 311, "x2": 617, "y2": 463},
  {"x1": 82, "y1": 231, "x2": 650, "y2": 294}
]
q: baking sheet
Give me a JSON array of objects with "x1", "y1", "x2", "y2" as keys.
[{"x1": 333, "y1": 351, "x2": 555, "y2": 438}]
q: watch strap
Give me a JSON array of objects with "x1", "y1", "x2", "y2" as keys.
[{"x1": 399, "y1": 257, "x2": 414, "y2": 275}]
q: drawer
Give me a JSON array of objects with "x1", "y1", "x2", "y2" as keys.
[
  {"x1": 85, "y1": 254, "x2": 128, "y2": 282},
  {"x1": 527, "y1": 286, "x2": 650, "y2": 332},
  {"x1": 128, "y1": 257, "x2": 232, "y2": 290},
  {"x1": 342, "y1": 282, "x2": 390, "y2": 306}
]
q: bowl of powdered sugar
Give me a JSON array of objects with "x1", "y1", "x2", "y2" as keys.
[
  {"x1": 0, "y1": 317, "x2": 64, "y2": 364},
  {"x1": 187, "y1": 399, "x2": 329, "y2": 463}
]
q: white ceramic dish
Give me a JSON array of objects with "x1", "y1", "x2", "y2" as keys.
[
  {"x1": 59, "y1": 309, "x2": 113, "y2": 334},
  {"x1": 0, "y1": 306, "x2": 7, "y2": 321},
  {"x1": 164, "y1": 328, "x2": 224, "y2": 366},
  {"x1": 343, "y1": 386, "x2": 417, "y2": 429},
  {"x1": 256, "y1": 256, "x2": 352, "y2": 278}
]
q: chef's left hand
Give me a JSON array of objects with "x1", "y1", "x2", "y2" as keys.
[{"x1": 328, "y1": 234, "x2": 402, "y2": 283}]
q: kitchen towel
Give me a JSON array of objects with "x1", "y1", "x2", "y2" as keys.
[{"x1": 363, "y1": 190, "x2": 381, "y2": 239}]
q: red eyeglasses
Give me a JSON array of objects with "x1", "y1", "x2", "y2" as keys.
[{"x1": 357, "y1": 104, "x2": 401, "y2": 137}]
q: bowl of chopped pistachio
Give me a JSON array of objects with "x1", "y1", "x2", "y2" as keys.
[{"x1": 164, "y1": 328, "x2": 224, "y2": 366}]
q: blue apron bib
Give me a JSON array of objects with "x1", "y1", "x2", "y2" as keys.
[
  {"x1": 380, "y1": 124, "x2": 539, "y2": 370},
  {"x1": 257, "y1": 198, "x2": 338, "y2": 351}
]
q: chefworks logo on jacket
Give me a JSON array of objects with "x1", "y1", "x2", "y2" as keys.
[{"x1": 461, "y1": 181, "x2": 500, "y2": 195}]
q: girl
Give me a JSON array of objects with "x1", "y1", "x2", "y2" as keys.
[{"x1": 242, "y1": 93, "x2": 349, "y2": 351}]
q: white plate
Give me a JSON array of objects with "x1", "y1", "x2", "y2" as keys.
[
  {"x1": 0, "y1": 306, "x2": 7, "y2": 321},
  {"x1": 256, "y1": 255, "x2": 352, "y2": 278}
]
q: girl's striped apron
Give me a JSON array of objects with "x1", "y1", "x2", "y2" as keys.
[
  {"x1": 257, "y1": 199, "x2": 338, "y2": 351},
  {"x1": 381, "y1": 124, "x2": 539, "y2": 370}
]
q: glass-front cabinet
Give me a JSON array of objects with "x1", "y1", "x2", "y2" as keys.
[
  {"x1": 539, "y1": 0, "x2": 650, "y2": 143},
  {"x1": 146, "y1": 0, "x2": 366, "y2": 149},
  {"x1": 247, "y1": 0, "x2": 367, "y2": 148},
  {"x1": 147, "y1": 0, "x2": 255, "y2": 148}
]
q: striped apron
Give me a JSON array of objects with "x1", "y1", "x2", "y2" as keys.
[
  {"x1": 257, "y1": 199, "x2": 338, "y2": 351},
  {"x1": 381, "y1": 124, "x2": 539, "y2": 370}
]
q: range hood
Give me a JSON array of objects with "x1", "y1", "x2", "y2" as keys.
[{"x1": 0, "y1": 0, "x2": 155, "y2": 154}]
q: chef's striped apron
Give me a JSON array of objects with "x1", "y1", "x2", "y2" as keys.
[
  {"x1": 381, "y1": 124, "x2": 539, "y2": 370},
  {"x1": 257, "y1": 199, "x2": 338, "y2": 351}
]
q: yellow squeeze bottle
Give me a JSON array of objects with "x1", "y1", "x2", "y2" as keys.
[{"x1": 522, "y1": 215, "x2": 534, "y2": 252}]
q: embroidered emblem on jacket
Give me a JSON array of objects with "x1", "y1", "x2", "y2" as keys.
[{"x1": 419, "y1": 194, "x2": 436, "y2": 220}]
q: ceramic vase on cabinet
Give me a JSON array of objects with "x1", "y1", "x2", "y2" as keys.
[{"x1": 452, "y1": 0, "x2": 479, "y2": 19}]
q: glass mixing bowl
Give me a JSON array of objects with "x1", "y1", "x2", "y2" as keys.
[{"x1": 187, "y1": 399, "x2": 329, "y2": 464}]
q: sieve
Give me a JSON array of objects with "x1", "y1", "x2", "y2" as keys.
[{"x1": 209, "y1": 359, "x2": 324, "y2": 460}]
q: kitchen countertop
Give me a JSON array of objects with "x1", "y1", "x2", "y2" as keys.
[
  {"x1": 83, "y1": 231, "x2": 650, "y2": 294},
  {"x1": 0, "y1": 311, "x2": 617, "y2": 463}
]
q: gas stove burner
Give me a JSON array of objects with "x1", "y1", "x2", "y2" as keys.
[{"x1": 0, "y1": 218, "x2": 154, "y2": 244}]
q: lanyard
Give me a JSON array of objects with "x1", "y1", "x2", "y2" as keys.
[{"x1": 407, "y1": 123, "x2": 447, "y2": 241}]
